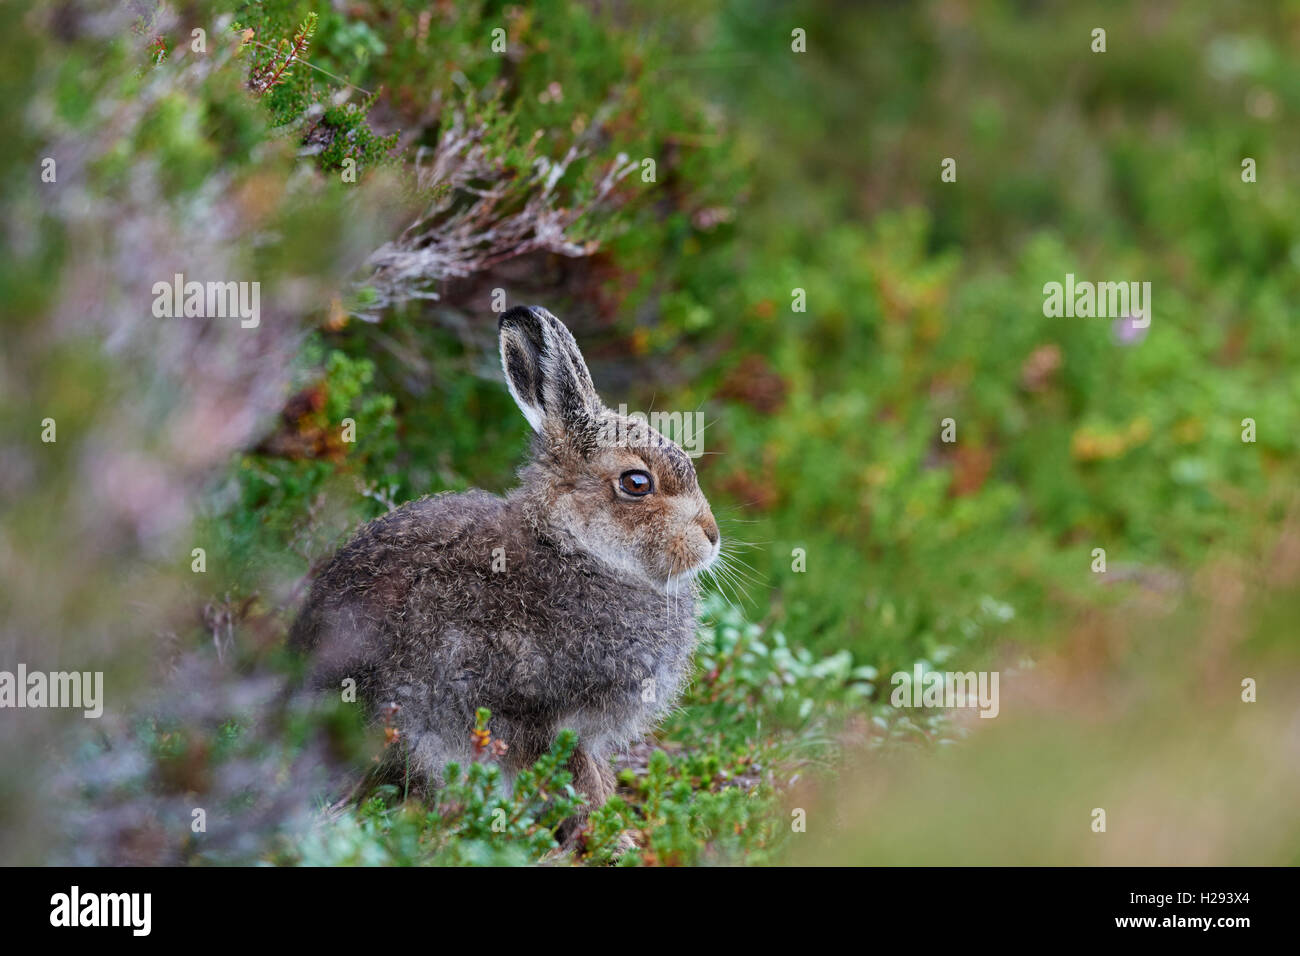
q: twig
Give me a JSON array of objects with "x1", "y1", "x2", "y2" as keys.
[{"x1": 244, "y1": 38, "x2": 375, "y2": 98}]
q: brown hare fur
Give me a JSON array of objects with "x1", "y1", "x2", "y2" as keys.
[{"x1": 289, "y1": 305, "x2": 720, "y2": 841}]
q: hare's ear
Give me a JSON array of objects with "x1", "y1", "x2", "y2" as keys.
[{"x1": 499, "y1": 306, "x2": 602, "y2": 434}]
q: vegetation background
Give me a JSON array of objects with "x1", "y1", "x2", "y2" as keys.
[{"x1": 1, "y1": 0, "x2": 1297, "y2": 865}]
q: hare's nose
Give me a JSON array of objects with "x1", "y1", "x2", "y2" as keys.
[{"x1": 698, "y1": 515, "x2": 719, "y2": 546}]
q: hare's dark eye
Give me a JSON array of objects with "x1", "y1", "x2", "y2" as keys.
[{"x1": 618, "y1": 470, "x2": 654, "y2": 497}]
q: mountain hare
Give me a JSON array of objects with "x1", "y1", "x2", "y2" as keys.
[{"x1": 290, "y1": 305, "x2": 720, "y2": 840}]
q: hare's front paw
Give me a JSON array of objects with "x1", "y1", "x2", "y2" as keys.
[
  {"x1": 608, "y1": 829, "x2": 638, "y2": 858},
  {"x1": 548, "y1": 821, "x2": 638, "y2": 864}
]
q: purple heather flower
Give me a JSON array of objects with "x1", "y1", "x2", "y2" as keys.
[{"x1": 1112, "y1": 314, "x2": 1148, "y2": 346}]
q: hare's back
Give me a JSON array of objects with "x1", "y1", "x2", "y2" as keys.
[{"x1": 290, "y1": 490, "x2": 506, "y2": 656}]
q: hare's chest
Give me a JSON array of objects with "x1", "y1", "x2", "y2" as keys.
[{"x1": 556, "y1": 627, "x2": 695, "y2": 746}]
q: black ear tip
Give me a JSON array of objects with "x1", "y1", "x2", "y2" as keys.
[{"x1": 499, "y1": 305, "x2": 545, "y2": 331}]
